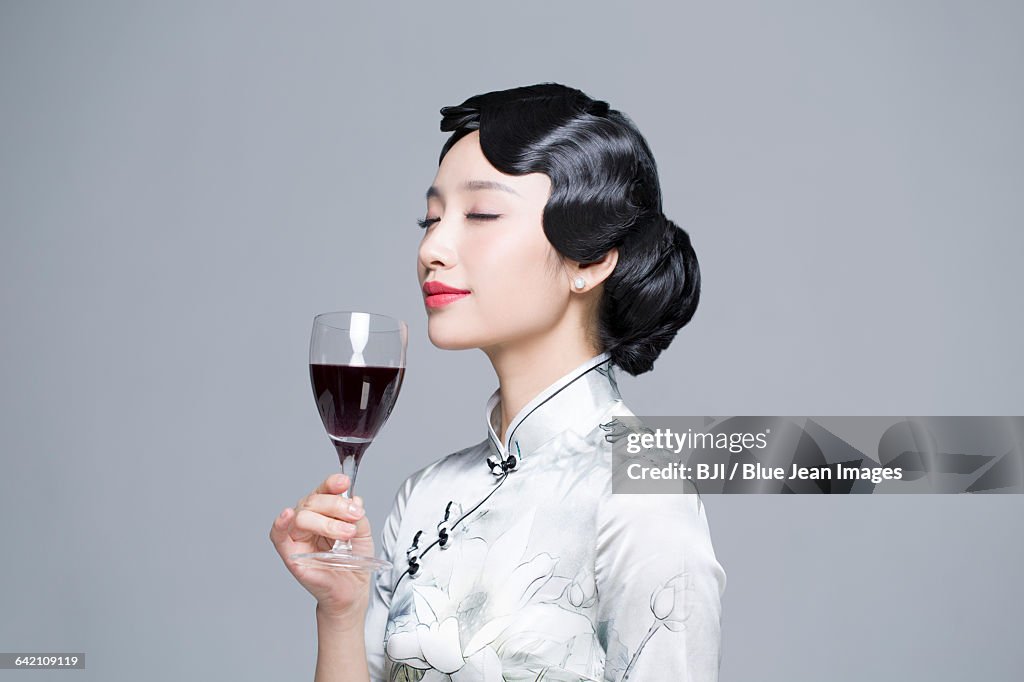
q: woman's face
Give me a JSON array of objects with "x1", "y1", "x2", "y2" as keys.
[{"x1": 416, "y1": 130, "x2": 570, "y2": 353}]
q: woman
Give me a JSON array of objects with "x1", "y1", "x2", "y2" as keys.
[{"x1": 270, "y1": 83, "x2": 727, "y2": 681}]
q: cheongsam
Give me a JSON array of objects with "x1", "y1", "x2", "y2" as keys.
[{"x1": 363, "y1": 352, "x2": 726, "y2": 681}]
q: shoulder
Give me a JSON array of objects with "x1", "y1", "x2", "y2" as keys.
[
  {"x1": 588, "y1": 402, "x2": 709, "y2": 525},
  {"x1": 388, "y1": 438, "x2": 491, "y2": 509}
]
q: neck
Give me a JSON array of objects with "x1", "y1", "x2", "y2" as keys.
[{"x1": 483, "y1": 325, "x2": 602, "y2": 445}]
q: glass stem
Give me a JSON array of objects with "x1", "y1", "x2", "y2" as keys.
[{"x1": 331, "y1": 445, "x2": 362, "y2": 553}]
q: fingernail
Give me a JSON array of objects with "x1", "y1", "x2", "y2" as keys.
[
  {"x1": 335, "y1": 473, "x2": 347, "y2": 485},
  {"x1": 279, "y1": 508, "x2": 289, "y2": 518},
  {"x1": 348, "y1": 503, "x2": 364, "y2": 517}
]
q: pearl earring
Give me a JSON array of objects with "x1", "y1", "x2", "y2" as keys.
[{"x1": 574, "y1": 277, "x2": 586, "y2": 290}]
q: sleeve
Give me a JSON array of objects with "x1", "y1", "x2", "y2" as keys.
[
  {"x1": 595, "y1": 482, "x2": 726, "y2": 681},
  {"x1": 364, "y1": 474, "x2": 415, "y2": 682}
]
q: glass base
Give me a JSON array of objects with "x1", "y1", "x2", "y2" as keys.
[{"x1": 290, "y1": 549, "x2": 393, "y2": 572}]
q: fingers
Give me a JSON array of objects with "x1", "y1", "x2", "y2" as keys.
[
  {"x1": 269, "y1": 507, "x2": 299, "y2": 562},
  {"x1": 290, "y1": 490, "x2": 367, "y2": 542},
  {"x1": 302, "y1": 491, "x2": 366, "y2": 524},
  {"x1": 269, "y1": 507, "x2": 290, "y2": 543},
  {"x1": 350, "y1": 498, "x2": 372, "y2": 540},
  {"x1": 290, "y1": 506, "x2": 354, "y2": 541},
  {"x1": 268, "y1": 475, "x2": 371, "y2": 560},
  {"x1": 313, "y1": 472, "x2": 352, "y2": 496}
]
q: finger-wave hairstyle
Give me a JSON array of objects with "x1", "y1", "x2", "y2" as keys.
[{"x1": 436, "y1": 83, "x2": 700, "y2": 376}]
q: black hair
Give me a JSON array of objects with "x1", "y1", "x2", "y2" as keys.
[{"x1": 436, "y1": 83, "x2": 700, "y2": 376}]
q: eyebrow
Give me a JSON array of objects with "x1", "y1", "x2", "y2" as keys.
[{"x1": 426, "y1": 180, "x2": 521, "y2": 200}]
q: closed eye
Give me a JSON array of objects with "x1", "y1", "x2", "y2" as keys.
[{"x1": 416, "y1": 213, "x2": 502, "y2": 229}]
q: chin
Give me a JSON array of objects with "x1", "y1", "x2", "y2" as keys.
[{"x1": 426, "y1": 320, "x2": 486, "y2": 351}]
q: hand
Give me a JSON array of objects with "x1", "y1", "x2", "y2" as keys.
[{"x1": 269, "y1": 473, "x2": 375, "y2": 623}]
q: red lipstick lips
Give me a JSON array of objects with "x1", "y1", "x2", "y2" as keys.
[{"x1": 423, "y1": 281, "x2": 471, "y2": 309}]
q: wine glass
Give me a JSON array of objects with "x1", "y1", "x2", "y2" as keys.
[{"x1": 290, "y1": 311, "x2": 407, "y2": 571}]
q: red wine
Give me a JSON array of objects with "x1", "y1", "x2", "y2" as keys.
[{"x1": 310, "y1": 364, "x2": 405, "y2": 464}]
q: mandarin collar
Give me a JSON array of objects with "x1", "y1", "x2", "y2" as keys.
[{"x1": 485, "y1": 352, "x2": 622, "y2": 460}]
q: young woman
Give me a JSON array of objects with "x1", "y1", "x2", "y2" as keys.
[{"x1": 270, "y1": 83, "x2": 727, "y2": 681}]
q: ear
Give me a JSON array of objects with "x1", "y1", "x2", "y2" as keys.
[{"x1": 568, "y1": 247, "x2": 619, "y2": 293}]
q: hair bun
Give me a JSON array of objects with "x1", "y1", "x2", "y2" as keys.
[
  {"x1": 603, "y1": 212, "x2": 700, "y2": 376},
  {"x1": 624, "y1": 212, "x2": 676, "y2": 280}
]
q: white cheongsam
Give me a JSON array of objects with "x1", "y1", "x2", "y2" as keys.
[{"x1": 363, "y1": 352, "x2": 726, "y2": 681}]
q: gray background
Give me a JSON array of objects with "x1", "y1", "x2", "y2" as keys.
[{"x1": 2, "y1": 1, "x2": 1022, "y2": 680}]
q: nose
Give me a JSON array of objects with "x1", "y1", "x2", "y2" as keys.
[{"x1": 417, "y1": 219, "x2": 457, "y2": 273}]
